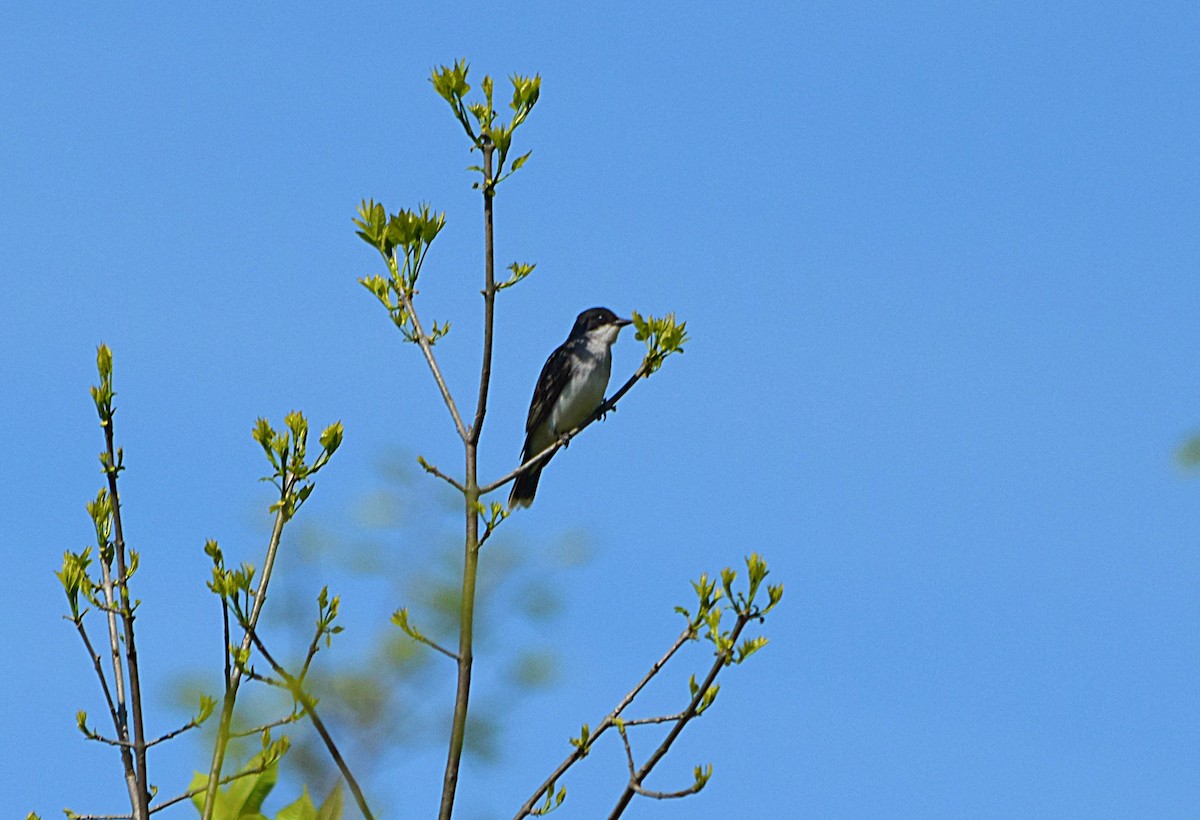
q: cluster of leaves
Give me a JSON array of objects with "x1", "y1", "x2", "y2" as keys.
[
  {"x1": 188, "y1": 731, "x2": 343, "y2": 820},
  {"x1": 631, "y1": 312, "x2": 689, "y2": 375},
  {"x1": 355, "y1": 200, "x2": 449, "y2": 343},
  {"x1": 529, "y1": 555, "x2": 782, "y2": 816},
  {"x1": 90, "y1": 343, "x2": 115, "y2": 424},
  {"x1": 431, "y1": 58, "x2": 540, "y2": 191},
  {"x1": 697, "y1": 553, "x2": 783, "y2": 663},
  {"x1": 498, "y1": 261, "x2": 536, "y2": 292},
  {"x1": 56, "y1": 486, "x2": 135, "y2": 620},
  {"x1": 252, "y1": 412, "x2": 344, "y2": 520}
]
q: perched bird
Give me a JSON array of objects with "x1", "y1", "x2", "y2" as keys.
[{"x1": 509, "y1": 307, "x2": 632, "y2": 508}]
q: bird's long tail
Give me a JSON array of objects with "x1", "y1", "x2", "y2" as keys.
[{"x1": 508, "y1": 462, "x2": 544, "y2": 509}]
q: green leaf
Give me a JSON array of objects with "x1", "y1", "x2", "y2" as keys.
[
  {"x1": 197, "y1": 694, "x2": 217, "y2": 724},
  {"x1": 275, "y1": 786, "x2": 317, "y2": 820},
  {"x1": 316, "y1": 783, "x2": 344, "y2": 820},
  {"x1": 188, "y1": 759, "x2": 278, "y2": 819},
  {"x1": 319, "y1": 421, "x2": 344, "y2": 455}
]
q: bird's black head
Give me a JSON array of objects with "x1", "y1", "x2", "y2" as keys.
[{"x1": 571, "y1": 307, "x2": 632, "y2": 336}]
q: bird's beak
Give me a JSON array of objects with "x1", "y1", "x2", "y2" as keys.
[{"x1": 615, "y1": 317, "x2": 633, "y2": 327}]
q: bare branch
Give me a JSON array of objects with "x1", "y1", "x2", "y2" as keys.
[
  {"x1": 469, "y1": 133, "x2": 497, "y2": 446},
  {"x1": 620, "y1": 712, "x2": 688, "y2": 727},
  {"x1": 481, "y1": 362, "x2": 650, "y2": 496},
  {"x1": 229, "y1": 711, "x2": 304, "y2": 739},
  {"x1": 68, "y1": 616, "x2": 122, "y2": 738},
  {"x1": 399, "y1": 289, "x2": 470, "y2": 442},
  {"x1": 417, "y1": 457, "x2": 466, "y2": 492},
  {"x1": 419, "y1": 635, "x2": 461, "y2": 662},
  {"x1": 146, "y1": 719, "x2": 203, "y2": 748},
  {"x1": 615, "y1": 725, "x2": 705, "y2": 801},
  {"x1": 607, "y1": 612, "x2": 753, "y2": 817},
  {"x1": 514, "y1": 622, "x2": 695, "y2": 819},
  {"x1": 242, "y1": 621, "x2": 377, "y2": 820}
]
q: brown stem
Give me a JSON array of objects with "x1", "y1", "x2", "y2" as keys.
[
  {"x1": 104, "y1": 422, "x2": 150, "y2": 820},
  {"x1": 400, "y1": 291, "x2": 470, "y2": 442},
  {"x1": 243, "y1": 626, "x2": 376, "y2": 820},
  {"x1": 607, "y1": 613, "x2": 752, "y2": 818},
  {"x1": 470, "y1": 135, "x2": 497, "y2": 446},
  {"x1": 514, "y1": 624, "x2": 696, "y2": 819},
  {"x1": 70, "y1": 616, "x2": 122, "y2": 740}
]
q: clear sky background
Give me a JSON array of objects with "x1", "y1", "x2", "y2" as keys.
[{"x1": 4, "y1": 2, "x2": 1199, "y2": 818}]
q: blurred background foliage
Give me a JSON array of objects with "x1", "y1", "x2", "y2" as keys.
[
  {"x1": 1177, "y1": 434, "x2": 1200, "y2": 470},
  {"x1": 170, "y1": 448, "x2": 592, "y2": 809}
]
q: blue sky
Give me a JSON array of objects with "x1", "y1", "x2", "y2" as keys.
[{"x1": 4, "y1": 2, "x2": 1199, "y2": 817}]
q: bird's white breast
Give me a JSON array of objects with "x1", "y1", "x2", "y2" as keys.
[{"x1": 550, "y1": 338, "x2": 612, "y2": 435}]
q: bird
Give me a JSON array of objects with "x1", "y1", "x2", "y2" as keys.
[{"x1": 509, "y1": 307, "x2": 633, "y2": 508}]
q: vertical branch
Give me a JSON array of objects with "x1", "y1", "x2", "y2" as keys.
[
  {"x1": 201, "y1": 479, "x2": 292, "y2": 820},
  {"x1": 96, "y1": 526, "x2": 139, "y2": 811},
  {"x1": 470, "y1": 134, "x2": 497, "y2": 445},
  {"x1": 439, "y1": 137, "x2": 496, "y2": 820},
  {"x1": 103, "y1": 422, "x2": 150, "y2": 820}
]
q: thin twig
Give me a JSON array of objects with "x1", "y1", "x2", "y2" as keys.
[
  {"x1": 298, "y1": 610, "x2": 327, "y2": 683},
  {"x1": 243, "y1": 622, "x2": 377, "y2": 820},
  {"x1": 229, "y1": 711, "x2": 304, "y2": 739},
  {"x1": 514, "y1": 622, "x2": 696, "y2": 818},
  {"x1": 146, "y1": 719, "x2": 202, "y2": 748},
  {"x1": 615, "y1": 725, "x2": 704, "y2": 800},
  {"x1": 243, "y1": 668, "x2": 285, "y2": 688},
  {"x1": 419, "y1": 458, "x2": 467, "y2": 492},
  {"x1": 67, "y1": 763, "x2": 273, "y2": 820},
  {"x1": 607, "y1": 612, "x2": 753, "y2": 818},
  {"x1": 620, "y1": 712, "x2": 688, "y2": 727},
  {"x1": 69, "y1": 616, "x2": 122, "y2": 737},
  {"x1": 416, "y1": 634, "x2": 461, "y2": 662},
  {"x1": 481, "y1": 362, "x2": 649, "y2": 496},
  {"x1": 81, "y1": 730, "x2": 127, "y2": 748},
  {"x1": 399, "y1": 290, "x2": 470, "y2": 443}
]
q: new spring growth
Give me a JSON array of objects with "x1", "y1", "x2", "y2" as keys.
[
  {"x1": 205, "y1": 537, "x2": 259, "y2": 618},
  {"x1": 702, "y1": 554, "x2": 781, "y2": 666},
  {"x1": 431, "y1": 59, "x2": 540, "y2": 189},
  {"x1": 529, "y1": 780, "x2": 567, "y2": 816},
  {"x1": 632, "y1": 312, "x2": 689, "y2": 375},
  {"x1": 497, "y1": 261, "x2": 536, "y2": 292},
  {"x1": 89, "y1": 344, "x2": 125, "y2": 477},
  {"x1": 251, "y1": 413, "x2": 343, "y2": 519},
  {"x1": 355, "y1": 200, "x2": 448, "y2": 342},
  {"x1": 56, "y1": 547, "x2": 94, "y2": 620},
  {"x1": 187, "y1": 731, "x2": 292, "y2": 816},
  {"x1": 316, "y1": 586, "x2": 344, "y2": 649},
  {"x1": 90, "y1": 343, "x2": 114, "y2": 424}
]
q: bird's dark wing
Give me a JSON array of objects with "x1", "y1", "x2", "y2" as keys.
[{"x1": 525, "y1": 340, "x2": 576, "y2": 436}]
